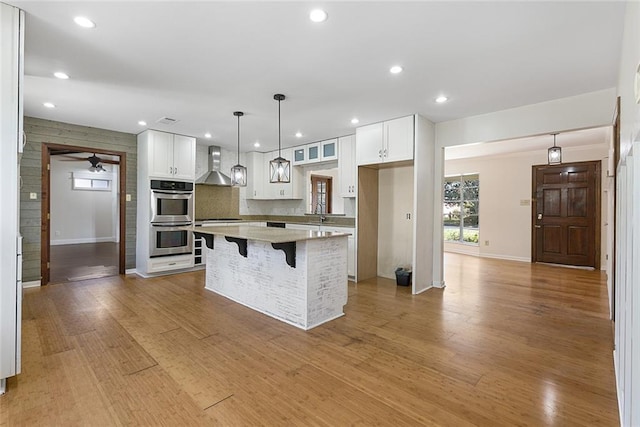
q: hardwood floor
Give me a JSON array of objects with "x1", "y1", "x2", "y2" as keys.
[
  {"x1": 0, "y1": 253, "x2": 619, "y2": 426},
  {"x1": 50, "y1": 242, "x2": 119, "y2": 284}
]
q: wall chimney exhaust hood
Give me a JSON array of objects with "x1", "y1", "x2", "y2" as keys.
[{"x1": 196, "y1": 146, "x2": 232, "y2": 186}]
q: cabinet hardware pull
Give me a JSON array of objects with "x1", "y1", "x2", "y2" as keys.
[{"x1": 174, "y1": 167, "x2": 177, "y2": 175}]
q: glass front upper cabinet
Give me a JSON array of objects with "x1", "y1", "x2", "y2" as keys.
[{"x1": 320, "y1": 138, "x2": 338, "y2": 161}]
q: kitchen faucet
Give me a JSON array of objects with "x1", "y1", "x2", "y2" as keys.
[{"x1": 315, "y1": 202, "x2": 326, "y2": 223}]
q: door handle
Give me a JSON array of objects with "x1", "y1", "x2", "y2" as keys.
[
  {"x1": 537, "y1": 213, "x2": 543, "y2": 220},
  {"x1": 535, "y1": 225, "x2": 541, "y2": 228}
]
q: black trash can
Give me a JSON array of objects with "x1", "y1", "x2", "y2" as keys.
[{"x1": 395, "y1": 268, "x2": 412, "y2": 286}]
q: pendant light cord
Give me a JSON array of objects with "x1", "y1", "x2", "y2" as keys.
[
  {"x1": 237, "y1": 114, "x2": 240, "y2": 163},
  {"x1": 278, "y1": 98, "x2": 282, "y2": 157}
]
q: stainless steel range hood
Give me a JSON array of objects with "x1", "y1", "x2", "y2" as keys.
[{"x1": 196, "y1": 146, "x2": 232, "y2": 186}]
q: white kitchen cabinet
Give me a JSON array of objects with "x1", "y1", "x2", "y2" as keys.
[
  {"x1": 140, "y1": 130, "x2": 196, "y2": 181},
  {"x1": 355, "y1": 115, "x2": 414, "y2": 166},
  {"x1": 320, "y1": 138, "x2": 338, "y2": 161},
  {"x1": 338, "y1": 135, "x2": 356, "y2": 197},
  {"x1": 306, "y1": 142, "x2": 321, "y2": 163},
  {"x1": 293, "y1": 147, "x2": 306, "y2": 165},
  {"x1": 347, "y1": 235, "x2": 355, "y2": 278},
  {"x1": 245, "y1": 151, "x2": 265, "y2": 199}
]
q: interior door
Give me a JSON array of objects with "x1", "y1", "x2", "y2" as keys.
[{"x1": 532, "y1": 161, "x2": 600, "y2": 268}]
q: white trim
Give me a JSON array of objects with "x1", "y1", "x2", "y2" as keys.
[
  {"x1": 481, "y1": 253, "x2": 530, "y2": 263},
  {"x1": 0, "y1": 378, "x2": 5, "y2": 395},
  {"x1": 125, "y1": 268, "x2": 137, "y2": 275},
  {"x1": 50, "y1": 237, "x2": 117, "y2": 246},
  {"x1": 22, "y1": 280, "x2": 40, "y2": 289},
  {"x1": 444, "y1": 243, "x2": 480, "y2": 256}
]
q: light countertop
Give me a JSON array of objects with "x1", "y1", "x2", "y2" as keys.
[{"x1": 184, "y1": 225, "x2": 351, "y2": 244}]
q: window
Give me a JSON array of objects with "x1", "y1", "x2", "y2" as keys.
[
  {"x1": 72, "y1": 171, "x2": 113, "y2": 191},
  {"x1": 310, "y1": 175, "x2": 332, "y2": 214},
  {"x1": 443, "y1": 174, "x2": 479, "y2": 244}
]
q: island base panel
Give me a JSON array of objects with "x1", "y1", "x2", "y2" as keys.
[{"x1": 204, "y1": 235, "x2": 348, "y2": 330}]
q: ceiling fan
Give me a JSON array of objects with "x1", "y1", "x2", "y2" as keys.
[{"x1": 58, "y1": 153, "x2": 119, "y2": 172}]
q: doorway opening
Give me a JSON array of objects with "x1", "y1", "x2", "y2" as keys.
[{"x1": 41, "y1": 143, "x2": 126, "y2": 285}]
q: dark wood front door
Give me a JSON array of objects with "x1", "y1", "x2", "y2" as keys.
[{"x1": 532, "y1": 161, "x2": 600, "y2": 268}]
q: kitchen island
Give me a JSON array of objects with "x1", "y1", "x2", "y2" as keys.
[{"x1": 187, "y1": 225, "x2": 350, "y2": 330}]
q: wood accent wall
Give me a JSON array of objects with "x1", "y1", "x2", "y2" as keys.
[
  {"x1": 21, "y1": 117, "x2": 138, "y2": 282},
  {"x1": 356, "y1": 166, "x2": 379, "y2": 281}
]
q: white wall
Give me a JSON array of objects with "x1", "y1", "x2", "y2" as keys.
[
  {"x1": 50, "y1": 157, "x2": 118, "y2": 245},
  {"x1": 378, "y1": 165, "x2": 414, "y2": 279},
  {"x1": 614, "y1": 2, "x2": 640, "y2": 426},
  {"x1": 444, "y1": 144, "x2": 609, "y2": 265}
]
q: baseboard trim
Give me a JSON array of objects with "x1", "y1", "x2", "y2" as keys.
[
  {"x1": 125, "y1": 268, "x2": 137, "y2": 275},
  {"x1": 480, "y1": 253, "x2": 530, "y2": 263},
  {"x1": 22, "y1": 280, "x2": 41, "y2": 288},
  {"x1": 51, "y1": 237, "x2": 117, "y2": 246}
]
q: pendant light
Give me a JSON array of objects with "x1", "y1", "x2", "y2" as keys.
[
  {"x1": 269, "y1": 93, "x2": 291, "y2": 183},
  {"x1": 231, "y1": 111, "x2": 247, "y2": 187},
  {"x1": 547, "y1": 133, "x2": 562, "y2": 165}
]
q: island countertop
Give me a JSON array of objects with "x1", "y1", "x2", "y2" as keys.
[{"x1": 185, "y1": 224, "x2": 351, "y2": 244}]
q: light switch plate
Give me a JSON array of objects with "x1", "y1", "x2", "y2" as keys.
[
  {"x1": 29, "y1": 192, "x2": 37, "y2": 200},
  {"x1": 126, "y1": 194, "x2": 132, "y2": 202}
]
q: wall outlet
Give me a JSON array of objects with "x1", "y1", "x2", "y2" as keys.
[
  {"x1": 484, "y1": 240, "x2": 490, "y2": 246},
  {"x1": 126, "y1": 194, "x2": 132, "y2": 202},
  {"x1": 55, "y1": 230, "x2": 60, "y2": 236},
  {"x1": 29, "y1": 192, "x2": 37, "y2": 200}
]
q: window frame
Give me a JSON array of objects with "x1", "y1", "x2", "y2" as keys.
[{"x1": 443, "y1": 173, "x2": 479, "y2": 245}]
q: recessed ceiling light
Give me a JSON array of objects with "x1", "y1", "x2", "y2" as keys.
[
  {"x1": 43, "y1": 102, "x2": 55, "y2": 108},
  {"x1": 204, "y1": 133, "x2": 212, "y2": 138},
  {"x1": 309, "y1": 9, "x2": 328, "y2": 23},
  {"x1": 138, "y1": 120, "x2": 147, "y2": 126},
  {"x1": 254, "y1": 141, "x2": 260, "y2": 148},
  {"x1": 295, "y1": 132, "x2": 303, "y2": 138},
  {"x1": 54, "y1": 71, "x2": 69, "y2": 79},
  {"x1": 436, "y1": 96, "x2": 448, "y2": 103},
  {"x1": 351, "y1": 118, "x2": 359, "y2": 124},
  {"x1": 390, "y1": 65, "x2": 403, "y2": 74},
  {"x1": 74, "y1": 16, "x2": 96, "y2": 28}
]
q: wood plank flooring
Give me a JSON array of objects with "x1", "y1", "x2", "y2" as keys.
[
  {"x1": 50, "y1": 242, "x2": 118, "y2": 284},
  {"x1": 0, "y1": 253, "x2": 619, "y2": 426}
]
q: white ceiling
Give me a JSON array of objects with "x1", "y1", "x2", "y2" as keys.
[{"x1": 12, "y1": 1, "x2": 625, "y2": 154}]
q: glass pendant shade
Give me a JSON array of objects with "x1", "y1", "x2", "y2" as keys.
[
  {"x1": 269, "y1": 157, "x2": 290, "y2": 183},
  {"x1": 547, "y1": 133, "x2": 562, "y2": 165},
  {"x1": 269, "y1": 93, "x2": 291, "y2": 183},
  {"x1": 231, "y1": 164, "x2": 247, "y2": 186},
  {"x1": 231, "y1": 111, "x2": 247, "y2": 187}
]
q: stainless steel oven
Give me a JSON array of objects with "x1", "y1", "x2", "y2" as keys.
[
  {"x1": 149, "y1": 223, "x2": 193, "y2": 257},
  {"x1": 150, "y1": 180, "x2": 194, "y2": 224}
]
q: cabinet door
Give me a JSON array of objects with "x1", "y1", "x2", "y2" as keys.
[
  {"x1": 292, "y1": 147, "x2": 306, "y2": 165},
  {"x1": 245, "y1": 152, "x2": 264, "y2": 199},
  {"x1": 355, "y1": 122, "x2": 384, "y2": 166},
  {"x1": 264, "y1": 150, "x2": 280, "y2": 199},
  {"x1": 320, "y1": 138, "x2": 338, "y2": 161},
  {"x1": 338, "y1": 135, "x2": 356, "y2": 197},
  {"x1": 278, "y1": 148, "x2": 295, "y2": 199},
  {"x1": 172, "y1": 134, "x2": 196, "y2": 181},
  {"x1": 348, "y1": 235, "x2": 355, "y2": 277},
  {"x1": 384, "y1": 115, "x2": 414, "y2": 163},
  {"x1": 307, "y1": 142, "x2": 321, "y2": 163},
  {"x1": 148, "y1": 130, "x2": 174, "y2": 178}
]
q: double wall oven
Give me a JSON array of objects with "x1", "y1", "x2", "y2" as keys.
[{"x1": 149, "y1": 179, "x2": 194, "y2": 257}]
